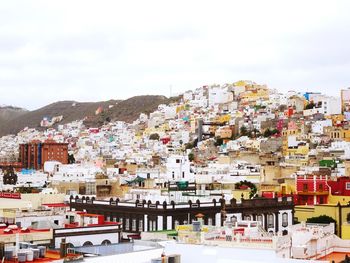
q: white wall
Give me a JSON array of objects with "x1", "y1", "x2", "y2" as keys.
[
  {"x1": 208, "y1": 87, "x2": 233, "y2": 106},
  {"x1": 311, "y1": 120, "x2": 332, "y2": 134},
  {"x1": 55, "y1": 232, "x2": 119, "y2": 248}
]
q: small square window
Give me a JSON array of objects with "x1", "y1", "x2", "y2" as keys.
[{"x1": 346, "y1": 182, "x2": 350, "y2": 190}]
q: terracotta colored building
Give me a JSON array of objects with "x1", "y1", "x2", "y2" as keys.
[{"x1": 19, "y1": 140, "x2": 68, "y2": 170}]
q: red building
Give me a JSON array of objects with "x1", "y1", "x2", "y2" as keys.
[
  {"x1": 327, "y1": 177, "x2": 350, "y2": 196},
  {"x1": 19, "y1": 139, "x2": 68, "y2": 170},
  {"x1": 160, "y1": 137, "x2": 171, "y2": 145},
  {"x1": 295, "y1": 174, "x2": 329, "y2": 205}
]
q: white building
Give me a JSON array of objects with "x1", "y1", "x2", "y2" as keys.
[
  {"x1": 208, "y1": 87, "x2": 233, "y2": 106},
  {"x1": 166, "y1": 155, "x2": 195, "y2": 181},
  {"x1": 311, "y1": 119, "x2": 332, "y2": 134},
  {"x1": 16, "y1": 170, "x2": 48, "y2": 188},
  {"x1": 50, "y1": 164, "x2": 103, "y2": 183}
]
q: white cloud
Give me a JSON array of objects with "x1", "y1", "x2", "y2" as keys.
[{"x1": 0, "y1": 0, "x2": 350, "y2": 109}]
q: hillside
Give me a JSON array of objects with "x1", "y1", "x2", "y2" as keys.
[
  {"x1": 0, "y1": 95, "x2": 173, "y2": 136},
  {"x1": 0, "y1": 106, "x2": 28, "y2": 123}
]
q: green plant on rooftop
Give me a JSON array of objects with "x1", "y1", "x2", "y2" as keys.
[
  {"x1": 149, "y1": 133, "x2": 160, "y2": 140},
  {"x1": 306, "y1": 215, "x2": 337, "y2": 234},
  {"x1": 235, "y1": 180, "x2": 257, "y2": 199},
  {"x1": 188, "y1": 152, "x2": 195, "y2": 162},
  {"x1": 68, "y1": 153, "x2": 75, "y2": 164},
  {"x1": 185, "y1": 142, "x2": 193, "y2": 149},
  {"x1": 263, "y1": 128, "x2": 279, "y2": 138},
  {"x1": 214, "y1": 137, "x2": 224, "y2": 146},
  {"x1": 305, "y1": 101, "x2": 316, "y2": 110},
  {"x1": 251, "y1": 128, "x2": 261, "y2": 138},
  {"x1": 240, "y1": 126, "x2": 248, "y2": 136}
]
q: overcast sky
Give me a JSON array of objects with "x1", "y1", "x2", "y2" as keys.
[{"x1": 1, "y1": 0, "x2": 350, "y2": 110}]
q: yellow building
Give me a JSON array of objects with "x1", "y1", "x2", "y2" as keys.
[
  {"x1": 326, "y1": 114, "x2": 345, "y2": 126},
  {"x1": 240, "y1": 86, "x2": 269, "y2": 103},
  {"x1": 295, "y1": 203, "x2": 350, "y2": 239},
  {"x1": 325, "y1": 127, "x2": 350, "y2": 142},
  {"x1": 282, "y1": 128, "x2": 301, "y2": 137},
  {"x1": 283, "y1": 142, "x2": 309, "y2": 167},
  {"x1": 215, "y1": 126, "x2": 232, "y2": 139},
  {"x1": 282, "y1": 128, "x2": 301, "y2": 155},
  {"x1": 143, "y1": 125, "x2": 168, "y2": 136},
  {"x1": 286, "y1": 143, "x2": 309, "y2": 156},
  {"x1": 260, "y1": 177, "x2": 296, "y2": 197},
  {"x1": 261, "y1": 163, "x2": 299, "y2": 184},
  {"x1": 231, "y1": 189, "x2": 251, "y2": 200},
  {"x1": 215, "y1": 114, "x2": 231, "y2": 123}
]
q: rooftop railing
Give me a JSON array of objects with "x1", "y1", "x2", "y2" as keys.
[{"x1": 70, "y1": 195, "x2": 293, "y2": 210}]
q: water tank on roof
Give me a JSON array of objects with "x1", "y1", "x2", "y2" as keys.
[
  {"x1": 176, "y1": 181, "x2": 188, "y2": 190},
  {"x1": 192, "y1": 221, "x2": 201, "y2": 232}
]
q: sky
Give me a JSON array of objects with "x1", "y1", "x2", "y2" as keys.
[{"x1": 1, "y1": 0, "x2": 350, "y2": 110}]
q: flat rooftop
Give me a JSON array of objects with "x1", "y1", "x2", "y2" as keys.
[{"x1": 72, "y1": 241, "x2": 162, "y2": 257}]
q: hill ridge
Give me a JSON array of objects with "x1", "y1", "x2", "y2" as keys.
[{"x1": 0, "y1": 95, "x2": 173, "y2": 137}]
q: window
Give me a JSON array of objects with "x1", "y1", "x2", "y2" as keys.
[
  {"x1": 132, "y1": 219, "x2": 137, "y2": 231},
  {"x1": 139, "y1": 219, "x2": 143, "y2": 231},
  {"x1": 208, "y1": 218, "x2": 212, "y2": 226},
  {"x1": 182, "y1": 172, "x2": 185, "y2": 178},
  {"x1": 257, "y1": 215, "x2": 263, "y2": 227},
  {"x1": 149, "y1": 220, "x2": 156, "y2": 231},
  {"x1": 101, "y1": 240, "x2": 111, "y2": 245},
  {"x1": 282, "y1": 213, "x2": 288, "y2": 227},
  {"x1": 319, "y1": 184, "x2": 323, "y2": 191},
  {"x1": 172, "y1": 171, "x2": 175, "y2": 179},
  {"x1": 267, "y1": 214, "x2": 274, "y2": 228},
  {"x1": 303, "y1": 184, "x2": 308, "y2": 191},
  {"x1": 244, "y1": 215, "x2": 251, "y2": 221},
  {"x1": 125, "y1": 218, "x2": 130, "y2": 230},
  {"x1": 346, "y1": 182, "x2": 350, "y2": 190},
  {"x1": 83, "y1": 241, "x2": 93, "y2": 246},
  {"x1": 319, "y1": 196, "x2": 325, "y2": 204},
  {"x1": 176, "y1": 159, "x2": 180, "y2": 163},
  {"x1": 231, "y1": 216, "x2": 237, "y2": 223}
]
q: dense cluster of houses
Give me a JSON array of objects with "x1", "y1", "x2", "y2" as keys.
[{"x1": 1, "y1": 81, "x2": 350, "y2": 262}]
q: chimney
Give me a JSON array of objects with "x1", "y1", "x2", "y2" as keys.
[
  {"x1": 60, "y1": 238, "x2": 67, "y2": 258},
  {"x1": 0, "y1": 242, "x2": 4, "y2": 260}
]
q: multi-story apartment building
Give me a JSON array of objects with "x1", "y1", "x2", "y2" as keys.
[{"x1": 19, "y1": 139, "x2": 68, "y2": 170}]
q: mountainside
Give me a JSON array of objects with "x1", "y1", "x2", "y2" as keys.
[
  {"x1": 0, "y1": 106, "x2": 28, "y2": 123},
  {"x1": 0, "y1": 95, "x2": 172, "y2": 137}
]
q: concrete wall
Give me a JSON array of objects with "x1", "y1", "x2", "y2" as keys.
[
  {"x1": 55, "y1": 232, "x2": 119, "y2": 248},
  {"x1": 20, "y1": 193, "x2": 66, "y2": 209}
]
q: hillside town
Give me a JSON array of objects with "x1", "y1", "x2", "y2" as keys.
[{"x1": 1, "y1": 81, "x2": 350, "y2": 262}]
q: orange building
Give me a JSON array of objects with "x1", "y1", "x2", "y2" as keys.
[{"x1": 19, "y1": 139, "x2": 68, "y2": 170}]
